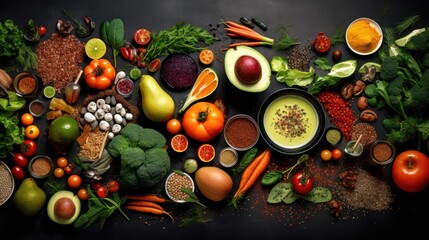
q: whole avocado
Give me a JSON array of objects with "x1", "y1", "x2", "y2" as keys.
[{"x1": 48, "y1": 116, "x2": 80, "y2": 145}]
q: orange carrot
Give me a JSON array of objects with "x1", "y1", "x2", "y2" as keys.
[
  {"x1": 126, "y1": 200, "x2": 164, "y2": 210},
  {"x1": 228, "y1": 41, "x2": 274, "y2": 48},
  {"x1": 126, "y1": 194, "x2": 171, "y2": 203},
  {"x1": 125, "y1": 205, "x2": 174, "y2": 221},
  {"x1": 230, "y1": 148, "x2": 271, "y2": 208},
  {"x1": 224, "y1": 28, "x2": 266, "y2": 42},
  {"x1": 223, "y1": 20, "x2": 274, "y2": 45},
  {"x1": 224, "y1": 20, "x2": 255, "y2": 32}
]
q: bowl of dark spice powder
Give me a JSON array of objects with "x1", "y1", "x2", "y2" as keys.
[
  {"x1": 224, "y1": 114, "x2": 260, "y2": 151},
  {"x1": 13, "y1": 72, "x2": 41, "y2": 98},
  {"x1": 369, "y1": 140, "x2": 396, "y2": 165}
]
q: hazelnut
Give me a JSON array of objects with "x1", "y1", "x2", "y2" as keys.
[
  {"x1": 357, "y1": 96, "x2": 368, "y2": 110},
  {"x1": 353, "y1": 80, "x2": 366, "y2": 96}
]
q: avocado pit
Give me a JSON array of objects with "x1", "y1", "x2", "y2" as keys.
[
  {"x1": 234, "y1": 55, "x2": 262, "y2": 84},
  {"x1": 54, "y1": 197, "x2": 76, "y2": 219}
]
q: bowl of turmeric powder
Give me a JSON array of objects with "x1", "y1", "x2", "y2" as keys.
[{"x1": 346, "y1": 18, "x2": 383, "y2": 56}]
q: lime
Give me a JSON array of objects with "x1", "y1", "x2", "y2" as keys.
[
  {"x1": 183, "y1": 158, "x2": 198, "y2": 174},
  {"x1": 395, "y1": 28, "x2": 426, "y2": 47},
  {"x1": 327, "y1": 60, "x2": 357, "y2": 78},
  {"x1": 85, "y1": 38, "x2": 106, "y2": 60},
  {"x1": 43, "y1": 86, "x2": 56, "y2": 98},
  {"x1": 129, "y1": 68, "x2": 142, "y2": 80},
  {"x1": 48, "y1": 116, "x2": 80, "y2": 145},
  {"x1": 358, "y1": 62, "x2": 381, "y2": 73}
]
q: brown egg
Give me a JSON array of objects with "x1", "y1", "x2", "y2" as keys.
[{"x1": 195, "y1": 166, "x2": 233, "y2": 201}]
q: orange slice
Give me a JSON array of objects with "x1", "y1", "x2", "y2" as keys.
[
  {"x1": 178, "y1": 68, "x2": 219, "y2": 114},
  {"x1": 171, "y1": 134, "x2": 189, "y2": 152},
  {"x1": 197, "y1": 143, "x2": 215, "y2": 162}
]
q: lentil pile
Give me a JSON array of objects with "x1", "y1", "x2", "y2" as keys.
[
  {"x1": 36, "y1": 33, "x2": 85, "y2": 93},
  {"x1": 351, "y1": 123, "x2": 377, "y2": 148},
  {"x1": 317, "y1": 91, "x2": 357, "y2": 140},
  {"x1": 225, "y1": 116, "x2": 258, "y2": 149}
]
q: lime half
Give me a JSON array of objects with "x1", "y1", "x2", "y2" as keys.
[
  {"x1": 85, "y1": 38, "x2": 107, "y2": 60},
  {"x1": 395, "y1": 28, "x2": 426, "y2": 47},
  {"x1": 43, "y1": 86, "x2": 56, "y2": 98},
  {"x1": 129, "y1": 68, "x2": 142, "y2": 80},
  {"x1": 328, "y1": 60, "x2": 357, "y2": 78}
]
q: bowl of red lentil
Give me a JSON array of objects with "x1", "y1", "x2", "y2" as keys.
[
  {"x1": 13, "y1": 72, "x2": 41, "y2": 98},
  {"x1": 28, "y1": 155, "x2": 54, "y2": 179},
  {"x1": 165, "y1": 171, "x2": 195, "y2": 203},
  {"x1": 369, "y1": 140, "x2": 396, "y2": 165},
  {"x1": 257, "y1": 88, "x2": 325, "y2": 155},
  {"x1": 224, "y1": 114, "x2": 260, "y2": 151},
  {"x1": 0, "y1": 161, "x2": 15, "y2": 206}
]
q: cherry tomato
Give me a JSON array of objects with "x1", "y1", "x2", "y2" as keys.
[
  {"x1": 120, "y1": 46, "x2": 130, "y2": 60},
  {"x1": 392, "y1": 150, "x2": 429, "y2": 193},
  {"x1": 291, "y1": 172, "x2": 314, "y2": 195},
  {"x1": 12, "y1": 165, "x2": 25, "y2": 180},
  {"x1": 64, "y1": 164, "x2": 74, "y2": 175},
  {"x1": 199, "y1": 49, "x2": 215, "y2": 65},
  {"x1": 166, "y1": 118, "x2": 182, "y2": 135},
  {"x1": 91, "y1": 181, "x2": 103, "y2": 190},
  {"x1": 38, "y1": 25, "x2": 47, "y2": 36},
  {"x1": 25, "y1": 125, "x2": 40, "y2": 139},
  {"x1": 331, "y1": 148, "x2": 342, "y2": 160},
  {"x1": 21, "y1": 113, "x2": 34, "y2": 126},
  {"x1": 67, "y1": 174, "x2": 82, "y2": 189},
  {"x1": 97, "y1": 185, "x2": 109, "y2": 198},
  {"x1": 148, "y1": 58, "x2": 161, "y2": 73},
  {"x1": 133, "y1": 28, "x2": 151, "y2": 45},
  {"x1": 320, "y1": 149, "x2": 332, "y2": 161},
  {"x1": 13, "y1": 153, "x2": 29, "y2": 168},
  {"x1": 20, "y1": 139, "x2": 37, "y2": 157},
  {"x1": 53, "y1": 167, "x2": 65, "y2": 179},
  {"x1": 106, "y1": 179, "x2": 119, "y2": 193},
  {"x1": 77, "y1": 188, "x2": 90, "y2": 201},
  {"x1": 56, "y1": 157, "x2": 68, "y2": 168},
  {"x1": 312, "y1": 32, "x2": 331, "y2": 53}
]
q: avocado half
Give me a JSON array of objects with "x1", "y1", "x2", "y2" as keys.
[
  {"x1": 47, "y1": 190, "x2": 81, "y2": 225},
  {"x1": 224, "y1": 46, "x2": 271, "y2": 92}
]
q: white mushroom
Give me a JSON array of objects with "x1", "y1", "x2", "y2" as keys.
[
  {"x1": 104, "y1": 112, "x2": 113, "y2": 122},
  {"x1": 87, "y1": 101, "x2": 97, "y2": 113},
  {"x1": 125, "y1": 113, "x2": 133, "y2": 121},
  {"x1": 114, "y1": 114, "x2": 123, "y2": 124},
  {"x1": 108, "y1": 132, "x2": 115, "y2": 139},
  {"x1": 84, "y1": 112, "x2": 96, "y2": 123},
  {"x1": 99, "y1": 120, "x2": 110, "y2": 131},
  {"x1": 112, "y1": 124, "x2": 122, "y2": 134},
  {"x1": 96, "y1": 99, "x2": 106, "y2": 109},
  {"x1": 95, "y1": 108, "x2": 105, "y2": 120},
  {"x1": 102, "y1": 104, "x2": 111, "y2": 113}
]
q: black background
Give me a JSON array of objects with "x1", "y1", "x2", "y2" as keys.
[{"x1": 1, "y1": 0, "x2": 429, "y2": 239}]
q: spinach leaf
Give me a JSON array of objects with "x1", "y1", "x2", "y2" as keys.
[{"x1": 99, "y1": 18, "x2": 126, "y2": 67}]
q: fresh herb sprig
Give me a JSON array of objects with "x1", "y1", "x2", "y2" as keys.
[
  {"x1": 395, "y1": 15, "x2": 419, "y2": 35},
  {"x1": 142, "y1": 23, "x2": 218, "y2": 64},
  {"x1": 74, "y1": 185, "x2": 129, "y2": 230},
  {"x1": 179, "y1": 188, "x2": 211, "y2": 227},
  {"x1": 272, "y1": 25, "x2": 300, "y2": 51}
]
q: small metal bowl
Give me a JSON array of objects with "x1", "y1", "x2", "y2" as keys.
[
  {"x1": 28, "y1": 155, "x2": 54, "y2": 179},
  {"x1": 219, "y1": 147, "x2": 238, "y2": 168},
  {"x1": 13, "y1": 72, "x2": 41, "y2": 98},
  {"x1": 164, "y1": 171, "x2": 195, "y2": 203},
  {"x1": 369, "y1": 140, "x2": 396, "y2": 165},
  {"x1": 28, "y1": 99, "x2": 46, "y2": 117},
  {"x1": 115, "y1": 77, "x2": 134, "y2": 98},
  {"x1": 0, "y1": 161, "x2": 15, "y2": 206},
  {"x1": 224, "y1": 114, "x2": 260, "y2": 151}
]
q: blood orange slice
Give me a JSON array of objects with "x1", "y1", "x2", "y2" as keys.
[
  {"x1": 171, "y1": 134, "x2": 189, "y2": 153},
  {"x1": 178, "y1": 68, "x2": 219, "y2": 114},
  {"x1": 197, "y1": 143, "x2": 215, "y2": 162}
]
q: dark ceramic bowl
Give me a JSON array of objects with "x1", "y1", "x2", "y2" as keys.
[{"x1": 257, "y1": 88, "x2": 325, "y2": 155}]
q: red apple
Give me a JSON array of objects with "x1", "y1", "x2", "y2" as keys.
[{"x1": 234, "y1": 55, "x2": 262, "y2": 84}]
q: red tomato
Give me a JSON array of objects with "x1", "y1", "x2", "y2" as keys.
[
  {"x1": 392, "y1": 150, "x2": 429, "y2": 193},
  {"x1": 312, "y1": 32, "x2": 331, "y2": 53},
  {"x1": 97, "y1": 185, "x2": 109, "y2": 198},
  {"x1": 182, "y1": 102, "x2": 225, "y2": 142},
  {"x1": 291, "y1": 172, "x2": 314, "y2": 195},
  {"x1": 134, "y1": 28, "x2": 151, "y2": 45},
  {"x1": 20, "y1": 139, "x2": 37, "y2": 157},
  {"x1": 331, "y1": 148, "x2": 342, "y2": 160},
  {"x1": 83, "y1": 58, "x2": 116, "y2": 90},
  {"x1": 120, "y1": 46, "x2": 131, "y2": 60},
  {"x1": 106, "y1": 179, "x2": 119, "y2": 193},
  {"x1": 67, "y1": 174, "x2": 82, "y2": 189},
  {"x1": 12, "y1": 166, "x2": 25, "y2": 180},
  {"x1": 91, "y1": 181, "x2": 103, "y2": 190},
  {"x1": 38, "y1": 25, "x2": 47, "y2": 36},
  {"x1": 148, "y1": 58, "x2": 161, "y2": 73},
  {"x1": 13, "y1": 153, "x2": 29, "y2": 167},
  {"x1": 77, "y1": 188, "x2": 90, "y2": 201}
]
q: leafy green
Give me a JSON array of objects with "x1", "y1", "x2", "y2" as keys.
[
  {"x1": 143, "y1": 23, "x2": 218, "y2": 64},
  {"x1": 271, "y1": 55, "x2": 315, "y2": 87},
  {"x1": 0, "y1": 19, "x2": 38, "y2": 71},
  {"x1": 395, "y1": 15, "x2": 420, "y2": 35},
  {"x1": 267, "y1": 182, "x2": 332, "y2": 204},
  {"x1": 272, "y1": 25, "x2": 300, "y2": 51},
  {"x1": 232, "y1": 147, "x2": 258, "y2": 174},
  {"x1": 0, "y1": 91, "x2": 25, "y2": 158},
  {"x1": 314, "y1": 57, "x2": 332, "y2": 71},
  {"x1": 270, "y1": 56, "x2": 288, "y2": 72},
  {"x1": 99, "y1": 18, "x2": 126, "y2": 67},
  {"x1": 106, "y1": 123, "x2": 170, "y2": 189},
  {"x1": 331, "y1": 26, "x2": 346, "y2": 46}
]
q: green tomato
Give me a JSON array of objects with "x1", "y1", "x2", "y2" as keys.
[{"x1": 183, "y1": 159, "x2": 198, "y2": 174}]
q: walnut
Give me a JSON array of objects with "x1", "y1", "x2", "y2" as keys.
[
  {"x1": 329, "y1": 200, "x2": 343, "y2": 219},
  {"x1": 339, "y1": 170, "x2": 357, "y2": 189}
]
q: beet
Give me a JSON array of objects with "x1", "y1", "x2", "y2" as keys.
[{"x1": 160, "y1": 54, "x2": 198, "y2": 89}]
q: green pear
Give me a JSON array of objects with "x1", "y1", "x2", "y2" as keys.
[
  {"x1": 13, "y1": 178, "x2": 47, "y2": 216},
  {"x1": 139, "y1": 74, "x2": 175, "y2": 122}
]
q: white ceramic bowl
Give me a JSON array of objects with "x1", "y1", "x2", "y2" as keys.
[{"x1": 346, "y1": 17, "x2": 383, "y2": 56}]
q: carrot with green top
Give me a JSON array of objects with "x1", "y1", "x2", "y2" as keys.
[
  {"x1": 229, "y1": 148, "x2": 271, "y2": 208},
  {"x1": 223, "y1": 20, "x2": 274, "y2": 47}
]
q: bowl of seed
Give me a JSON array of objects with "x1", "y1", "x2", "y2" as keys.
[
  {"x1": 0, "y1": 161, "x2": 15, "y2": 206},
  {"x1": 165, "y1": 171, "x2": 195, "y2": 203}
]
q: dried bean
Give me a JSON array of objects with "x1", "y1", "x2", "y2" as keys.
[{"x1": 341, "y1": 83, "x2": 354, "y2": 100}]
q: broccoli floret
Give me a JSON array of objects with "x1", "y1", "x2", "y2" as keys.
[
  {"x1": 405, "y1": 30, "x2": 429, "y2": 52},
  {"x1": 138, "y1": 128, "x2": 166, "y2": 149},
  {"x1": 380, "y1": 56, "x2": 398, "y2": 81},
  {"x1": 404, "y1": 86, "x2": 429, "y2": 109},
  {"x1": 119, "y1": 123, "x2": 146, "y2": 146},
  {"x1": 136, "y1": 148, "x2": 170, "y2": 188},
  {"x1": 106, "y1": 135, "x2": 130, "y2": 158}
]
